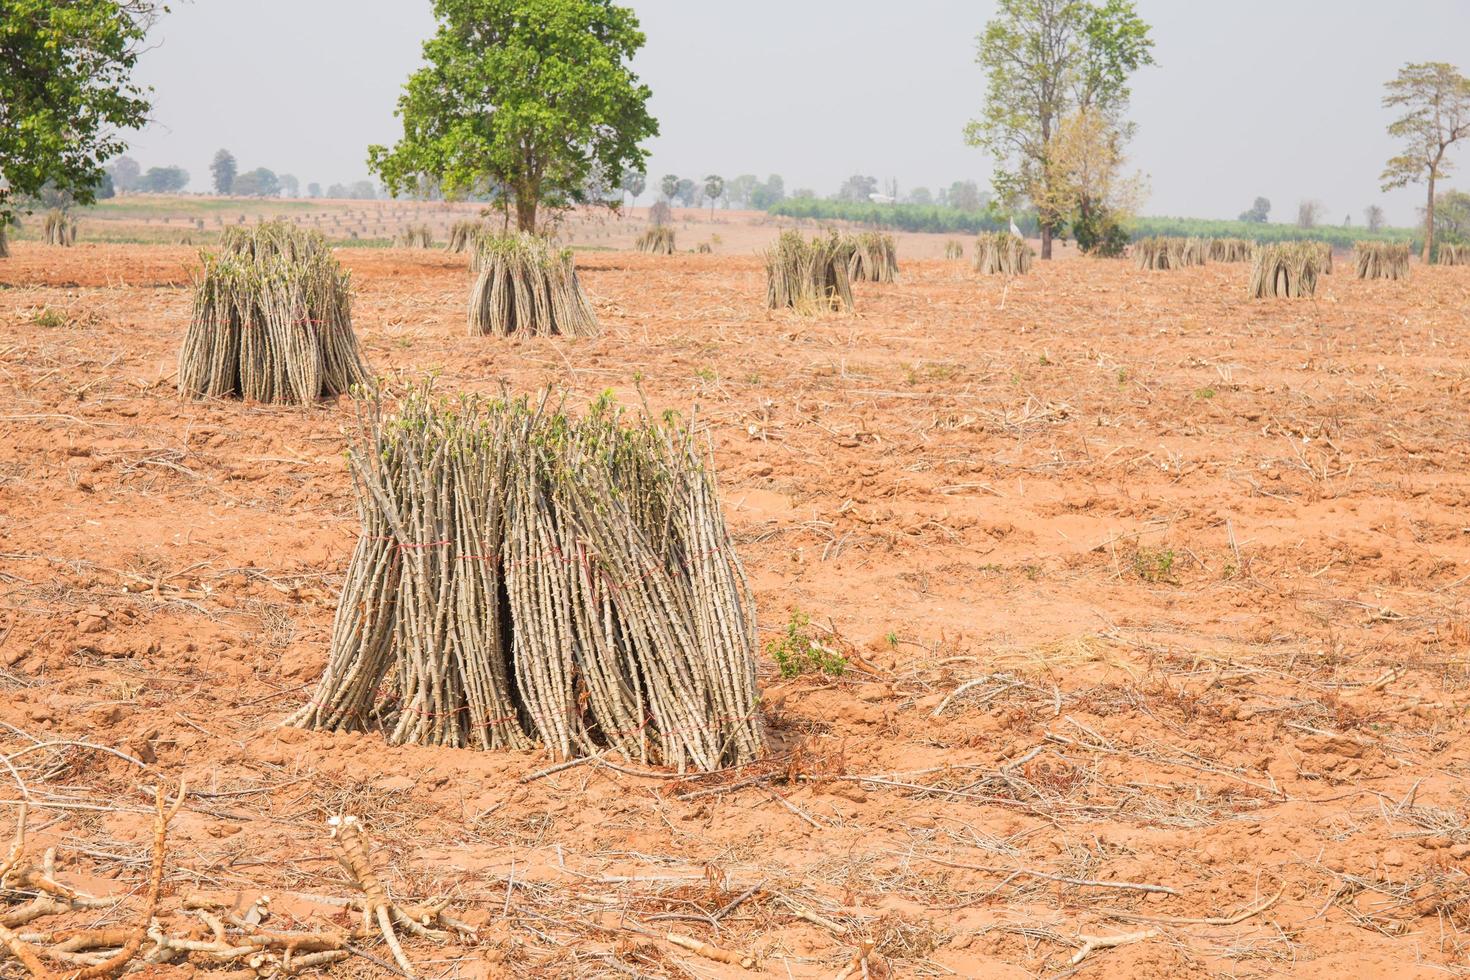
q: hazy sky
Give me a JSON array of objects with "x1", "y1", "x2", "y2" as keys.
[{"x1": 126, "y1": 1, "x2": 1470, "y2": 225}]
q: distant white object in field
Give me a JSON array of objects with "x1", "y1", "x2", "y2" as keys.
[
  {"x1": 1010, "y1": 218, "x2": 1023, "y2": 238},
  {"x1": 868, "y1": 193, "x2": 896, "y2": 204}
]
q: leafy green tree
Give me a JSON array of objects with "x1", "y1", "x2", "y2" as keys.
[
  {"x1": 965, "y1": 0, "x2": 1155, "y2": 259},
  {"x1": 1436, "y1": 189, "x2": 1470, "y2": 244},
  {"x1": 369, "y1": 0, "x2": 656, "y2": 233},
  {"x1": 1380, "y1": 62, "x2": 1470, "y2": 261},
  {"x1": 836, "y1": 175, "x2": 878, "y2": 202},
  {"x1": 660, "y1": 173, "x2": 679, "y2": 201},
  {"x1": 307, "y1": 182, "x2": 322, "y2": 198},
  {"x1": 107, "y1": 155, "x2": 141, "y2": 194},
  {"x1": 703, "y1": 174, "x2": 724, "y2": 215},
  {"x1": 749, "y1": 174, "x2": 784, "y2": 210},
  {"x1": 211, "y1": 149, "x2": 237, "y2": 194},
  {"x1": 947, "y1": 179, "x2": 984, "y2": 212},
  {"x1": 232, "y1": 167, "x2": 279, "y2": 197},
  {"x1": 0, "y1": 1, "x2": 161, "y2": 226},
  {"x1": 622, "y1": 169, "x2": 646, "y2": 205},
  {"x1": 280, "y1": 174, "x2": 299, "y2": 197},
  {"x1": 726, "y1": 174, "x2": 757, "y2": 208},
  {"x1": 137, "y1": 166, "x2": 189, "y2": 193},
  {"x1": 673, "y1": 177, "x2": 697, "y2": 207},
  {"x1": 1238, "y1": 196, "x2": 1270, "y2": 223},
  {"x1": 905, "y1": 187, "x2": 934, "y2": 205}
]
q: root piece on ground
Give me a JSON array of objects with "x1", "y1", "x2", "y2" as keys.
[
  {"x1": 635, "y1": 226, "x2": 675, "y2": 254},
  {"x1": 177, "y1": 220, "x2": 371, "y2": 405},
  {"x1": 467, "y1": 233, "x2": 599, "y2": 337},
  {"x1": 973, "y1": 231, "x2": 1033, "y2": 275},
  {"x1": 1250, "y1": 241, "x2": 1323, "y2": 298},
  {"x1": 287, "y1": 384, "x2": 766, "y2": 772},
  {"x1": 848, "y1": 232, "x2": 897, "y2": 283},
  {"x1": 765, "y1": 230, "x2": 855, "y2": 313},
  {"x1": 1354, "y1": 240, "x2": 1411, "y2": 279}
]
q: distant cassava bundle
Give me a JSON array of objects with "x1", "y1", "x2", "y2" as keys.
[
  {"x1": 177, "y1": 221, "x2": 370, "y2": 404},
  {"x1": 848, "y1": 232, "x2": 898, "y2": 283},
  {"x1": 0, "y1": 222, "x2": 8, "y2": 259},
  {"x1": 1250, "y1": 242, "x2": 1321, "y2": 298},
  {"x1": 1134, "y1": 236, "x2": 1206, "y2": 270},
  {"x1": 395, "y1": 224, "x2": 433, "y2": 248},
  {"x1": 944, "y1": 239, "x2": 964, "y2": 260},
  {"x1": 43, "y1": 209, "x2": 77, "y2": 246},
  {"x1": 635, "y1": 226, "x2": 676, "y2": 254},
  {"x1": 468, "y1": 233, "x2": 599, "y2": 337},
  {"x1": 1440, "y1": 242, "x2": 1465, "y2": 266},
  {"x1": 973, "y1": 231, "x2": 1033, "y2": 275},
  {"x1": 287, "y1": 385, "x2": 766, "y2": 772},
  {"x1": 445, "y1": 220, "x2": 488, "y2": 254},
  {"x1": 1354, "y1": 241, "x2": 1411, "y2": 280},
  {"x1": 1313, "y1": 241, "x2": 1334, "y2": 274},
  {"x1": 765, "y1": 230, "x2": 855, "y2": 313},
  {"x1": 1209, "y1": 238, "x2": 1254, "y2": 263}
]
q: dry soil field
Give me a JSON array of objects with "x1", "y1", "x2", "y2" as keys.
[{"x1": 1, "y1": 237, "x2": 1469, "y2": 978}]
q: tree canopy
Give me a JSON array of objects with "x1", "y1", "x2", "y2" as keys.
[
  {"x1": 0, "y1": 0, "x2": 161, "y2": 223},
  {"x1": 965, "y1": 0, "x2": 1154, "y2": 258},
  {"x1": 1380, "y1": 62, "x2": 1470, "y2": 260},
  {"x1": 211, "y1": 149, "x2": 237, "y2": 194},
  {"x1": 368, "y1": 0, "x2": 658, "y2": 233}
]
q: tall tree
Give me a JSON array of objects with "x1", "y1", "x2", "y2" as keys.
[
  {"x1": 703, "y1": 174, "x2": 724, "y2": 216},
  {"x1": 1238, "y1": 196, "x2": 1270, "y2": 223},
  {"x1": 622, "y1": 169, "x2": 646, "y2": 205},
  {"x1": 369, "y1": 0, "x2": 658, "y2": 233},
  {"x1": 673, "y1": 177, "x2": 697, "y2": 207},
  {"x1": 1380, "y1": 62, "x2": 1470, "y2": 261},
  {"x1": 211, "y1": 149, "x2": 237, "y2": 194},
  {"x1": 1035, "y1": 108, "x2": 1144, "y2": 255},
  {"x1": 107, "y1": 155, "x2": 142, "y2": 194},
  {"x1": 836, "y1": 174, "x2": 878, "y2": 203},
  {"x1": 965, "y1": 0, "x2": 1154, "y2": 259},
  {"x1": 1364, "y1": 204, "x2": 1385, "y2": 232},
  {"x1": 659, "y1": 173, "x2": 679, "y2": 202},
  {"x1": 137, "y1": 166, "x2": 188, "y2": 193},
  {"x1": 280, "y1": 173, "x2": 300, "y2": 197},
  {"x1": 1296, "y1": 199, "x2": 1324, "y2": 229},
  {"x1": 0, "y1": 1, "x2": 162, "y2": 226}
]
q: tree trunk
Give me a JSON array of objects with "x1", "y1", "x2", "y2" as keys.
[
  {"x1": 515, "y1": 188, "x2": 537, "y2": 234},
  {"x1": 1040, "y1": 223, "x2": 1053, "y2": 260},
  {"x1": 1424, "y1": 174, "x2": 1436, "y2": 263}
]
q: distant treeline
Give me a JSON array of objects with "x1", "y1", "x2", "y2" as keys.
[
  {"x1": 769, "y1": 198, "x2": 1037, "y2": 236},
  {"x1": 767, "y1": 199, "x2": 1421, "y2": 250},
  {"x1": 1128, "y1": 217, "x2": 1420, "y2": 251}
]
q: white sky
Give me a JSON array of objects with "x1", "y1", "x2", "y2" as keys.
[{"x1": 125, "y1": 0, "x2": 1470, "y2": 225}]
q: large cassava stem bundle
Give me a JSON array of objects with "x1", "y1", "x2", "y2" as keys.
[
  {"x1": 1250, "y1": 242, "x2": 1321, "y2": 298},
  {"x1": 1440, "y1": 242, "x2": 1465, "y2": 266},
  {"x1": 177, "y1": 221, "x2": 370, "y2": 404},
  {"x1": 847, "y1": 232, "x2": 898, "y2": 283},
  {"x1": 1354, "y1": 241, "x2": 1411, "y2": 280},
  {"x1": 287, "y1": 385, "x2": 766, "y2": 771},
  {"x1": 973, "y1": 232, "x2": 1033, "y2": 275},
  {"x1": 467, "y1": 233, "x2": 599, "y2": 337},
  {"x1": 43, "y1": 210, "x2": 77, "y2": 246},
  {"x1": 764, "y1": 230, "x2": 855, "y2": 313},
  {"x1": 635, "y1": 226, "x2": 676, "y2": 254},
  {"x1": 0, "y1": 222, "x2": 7, "y2": 259},
  {"x1": 395, "y1": 224, "x2": 434, "y2": 248},
  {"x1": 944, "y1": 239, "x2": 964, "y2": 260},
  {"x1": 1209, "y1": 238, "x2": 1254, "y2": 263}
]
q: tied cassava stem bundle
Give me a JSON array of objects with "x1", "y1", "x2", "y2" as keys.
[
  {"x1": 847, "y1": 232, "x2": 898, "y2": 283},
  {"x1": 287, "y1": 384, "x2": 766, "y2": 773},
  {"x1": 1250, "y1": 242, "x2": 1323, "y2": 298},
  {"x1": 765, "y1": 230, "x2": 855, "y2": 313},
  {"x1": 974, "y1": 232, "x2": 1033, "y2": 275},
  {"x1": 177, "y1": 221, "x2": 370, "y2": 405},
  {"x1": 1355, "y1": 241, "x2": 1412, "y2": 279},
  {"x1": 635, "y1": 226, "x2": 676, "y2": 254},
  {"x1": 467, "y1": 233, "x2": 599, "y2": 337}
]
